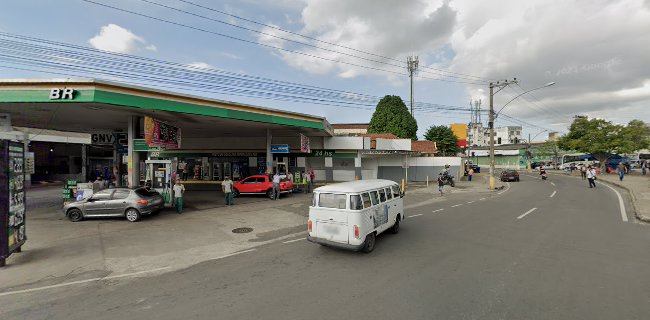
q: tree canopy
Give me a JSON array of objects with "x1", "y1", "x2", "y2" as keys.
[
  {"x1": 558, "y1": 116, "x2": 650, "y2": 170},
  {"x1": 367, "y1": 95, "x2": 418, "y2": 140},
  {"x1": 424, "y1": 125, "x2": 459, "y2": 156}
]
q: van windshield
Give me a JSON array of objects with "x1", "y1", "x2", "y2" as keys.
[{"x1": 318, "y1": 193, "x2": 347, "y2": 209}]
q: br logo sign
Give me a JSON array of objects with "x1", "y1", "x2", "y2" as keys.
[{"x1": 49, "y1": 88, "x2": 76, "y2": 100}]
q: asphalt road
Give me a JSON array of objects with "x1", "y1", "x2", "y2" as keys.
[{"x1": 2, "y1": 174, "x2": 650, "y2": 320}]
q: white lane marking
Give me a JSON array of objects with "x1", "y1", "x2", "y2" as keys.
[
  {"x1": 467, "y1": 201, "x2": 475, "y2": 204},
  {"x1": 600, "y1": 183, "x2": 628, "y2": 222},
  {"x1": 479, "y1": 198, "x2": 486, "y2": 201},
  {"x1": 210, "y1": 249, "x2": 256, "y2": 261},
  {"x1": 550, "y1": 190, "x2": 557, "y2": 198},
  {"x1": 432, "y1": 209, "x2": 444, "y2": 213},
  {"x1": 283, "y1": 238, "x2": 305, "y2": 244},
  {"x1": 410, "y1": 214, "x2": 423, "y2": 217},
  {"x1": 550, "y1": 182, "x2": 556, "y2": 186},
  {"x1": 0, "y1": 267, "x2": 172, "y2": 297},
  {"x1": 517, "y1": 207, "x2": 538, "y2": 220},
  {"x1": 497, "y1": 182, "x2": 511, "y2": 195},
  {"x1": 451, "y1": 204, "x2": 462, "y2": 208}
]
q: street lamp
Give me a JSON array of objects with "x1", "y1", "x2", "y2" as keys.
[{"x1": 488, "y1": 80, "x2": 555, "y2": 190}]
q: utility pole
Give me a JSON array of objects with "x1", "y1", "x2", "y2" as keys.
[
  {"x1": 407, "y1": 56, "x2": 419, "y2": 116},
  {"x1": 488, "y1": 79, "x2": 518, "y2": 190}
]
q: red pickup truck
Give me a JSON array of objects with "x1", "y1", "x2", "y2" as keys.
[{"x1": 232, "y1": 175, "x2": 294, "y2": 199}]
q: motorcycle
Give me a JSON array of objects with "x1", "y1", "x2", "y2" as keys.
[
  {"x1": 441, "y1": 172, "x2": 455, "y2": 187},
  {"x1": 540, "y1": 171, "x2": 548, "y2": 180}
]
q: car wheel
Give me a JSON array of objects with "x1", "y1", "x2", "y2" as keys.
[
  {"x1": 67, "y1": 208, "x2": 83, "y2": 222},
  {"x1": 266, "y1": 189, "x2": 274, "y2": 199},
  {"x1": 233, "y1": 188, "x2": 240, "y2": 198},
  {"x1": 125, "y1": 208, "x2": 141, "y2": 222},
  {"x1": 362, "y1": 232, "x2": 376, "y2": 253},
  {"x1": 390, "y1": 215, "x2": 401, "y2": 234}
]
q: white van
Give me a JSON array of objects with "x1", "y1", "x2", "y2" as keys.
[{"x1": 307, "y1": 179, "x2": 404, "y2": 253}]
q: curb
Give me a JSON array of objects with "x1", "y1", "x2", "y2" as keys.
[{"x1": 549, "y1": 172, "x2": 650, "y2": 223}]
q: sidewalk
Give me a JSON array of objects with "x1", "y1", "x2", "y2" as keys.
[{"x1": 592, "y1": 173, "x2": 650, "y2": 223}]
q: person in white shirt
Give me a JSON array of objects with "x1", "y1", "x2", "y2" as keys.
[
  {"x1": 272, "y1": 172, "x2": 282, "y2": 200},
  {"x1": 222, "y1": 176, "x2": 234, "y2": 205},
  {"x1": 586, "y1": 166, "x2": 597, "y2": 188},
  {"x1": 172, "y1": 180, "x2": 185, "y2": 214}
]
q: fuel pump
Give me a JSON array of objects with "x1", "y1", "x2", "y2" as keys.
[{"x1": 145, "y1": 159, "x2": 172, "y2": 207}]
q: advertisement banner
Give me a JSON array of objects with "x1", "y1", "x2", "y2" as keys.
[
  {"x1": 144, "y1": 117, "x2": 181, "y2": 149},
  {"x1": 1, "y1": 140, "x2": 27, "y2": 267},
  {"x1": 271, "y1": 144, "x2": 290, "y2": 154},
  {"x1": 300, "y1": 133, "x2": 310, "y2": 153}
]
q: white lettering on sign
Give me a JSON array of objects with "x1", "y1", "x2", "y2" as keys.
[{"x1": 49, "y1": 88, "x2": 75, "y2": 100}]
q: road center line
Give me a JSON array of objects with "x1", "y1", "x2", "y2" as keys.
[
  {"x1": 451, "y1": 204, "x2": 462, "y2": 208},
  {"x1": 550, "y1": 182, "x2": 556, "y2": 186},
  {"x1": 550, "y1": 190, "x2": 557, "y2": 198},
  {"x1": 517, "y1": 207, "x2": 538, "y2": 220},
  {"x1": 410, "y1": 214, "x2": 423, "y2": 217},
  {"x1": 282, "y1": 238, "x2": 305, "y2": 244},
  {"x1": 467, "y1": 201, "x2": 475, "y2": 204},
  {"x1": 210, "y1": 249, "x2": 257, "y2": 261},
  {"x1": 479, "y1": 198, "x2": 486, "y2": 201},
  {"x1": 600, "y1": 183, "x2": 628, "y2": 222},
  {"x1": 0, "y1": 266, "x2": 172, "y2": 297},
  {"x1": 432, "y1": 209, "x2": 444, "y2": 213}
]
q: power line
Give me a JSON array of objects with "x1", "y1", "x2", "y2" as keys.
[
  {"x1": 172, "y1": 0, "x2": 492, "y2": 81},
  {"x1": 79, "y1": 0, "x2": 485, "y2": 85}
]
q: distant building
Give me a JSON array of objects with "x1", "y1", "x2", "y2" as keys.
[
  {"x1": 467, "y1": 124, "x2": 522, "y2": 147},
  {"x1": 332, "y1": 123, "x2": 368, "y2": 136},
  {"x1": 548, "y1": 131, "x2": 561, "y2": 141},
  {"x1": 450, "y1": 123, "x2": 468, "y2": 148}
]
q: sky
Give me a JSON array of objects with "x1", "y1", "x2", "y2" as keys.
[{"x1": 1, "y1": 0, "x2": 649, "y2": 141}]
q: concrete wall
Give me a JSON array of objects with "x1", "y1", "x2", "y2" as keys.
[
  {"x1": 324, "y1": 136, "x2": 365, "y2": 149},
  {"x1": 375, "y1": 138, "x2": 411, "y2": 150},
  {"x1": 359, "y1": 155, "x2": 462, "y2": 183}
]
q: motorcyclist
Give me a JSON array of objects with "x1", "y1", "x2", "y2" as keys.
[{"x1": 539, "y1": 167, "x2": 547, "y2": 180}]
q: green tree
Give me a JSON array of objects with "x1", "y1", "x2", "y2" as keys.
[
  {"x1": 536, "y1": 140, "x2": 561, "y2": 168},
  {"x1": 367, "y1": 95, "x2": 418, "y2": 140},
  {"x1": 558, "y1": 116, "x2": 650, "y2": 171},
  {"x1": 424, "y1": 125, "x2": 459, "y2": 156}
]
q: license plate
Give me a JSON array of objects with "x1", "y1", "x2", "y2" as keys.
[{"x1": 323, "y1": 225, "x2": 339, "y2": 235}]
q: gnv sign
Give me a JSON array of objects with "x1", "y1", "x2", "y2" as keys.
[{"x1": 49, "y1": 88, "x2": 75, "y2": 100}]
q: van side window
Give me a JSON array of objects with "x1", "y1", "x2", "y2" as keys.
[
  {"x1": 391, "y1": 185, "x2": 401, "y2": 198},
  {"x1": 350, "y1": 195, "x2": 363, "y2": 210},
  {"x1": 385, "y1": 187, "x2": 393, "y2": 200},
  {"x1": 378, "y1": 189, "x2": 387, "y2": 202},
  {"x1": 361, "y1": 193, "x2": 371, "y2": 208},
  {"x1": 370, "y1": 191, "x2": 379, "y2": 206}
]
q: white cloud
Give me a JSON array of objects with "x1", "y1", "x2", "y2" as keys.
[
  {"x1": 221, "y1": 52, "x2": 241, "y2": 60},
  {"x1": 88, "y1": 24, "x2": 156, "y2": 54},
  {"x1": 186, "y1": 62, "x2": 214, "y2": 69}
]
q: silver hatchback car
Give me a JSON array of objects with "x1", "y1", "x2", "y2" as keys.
[{"x1": 63, "y1": 187, "x2": 165, "y2": 222}]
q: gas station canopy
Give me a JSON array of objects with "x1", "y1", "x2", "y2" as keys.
[{"x1": 0, "y1": 79, "x2": 333, "y2": 138}]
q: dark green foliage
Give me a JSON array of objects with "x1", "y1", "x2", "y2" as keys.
[
  {"x1": 367, "y1": 95, "x2": 418, "y2": 140},
  {"x1": 424, "y1": 125, "x2": 460, "y2": 156}
]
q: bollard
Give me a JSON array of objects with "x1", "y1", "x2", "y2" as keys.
[{"x1": 426, "y1": 175, "x2": 429, "y2": 187}]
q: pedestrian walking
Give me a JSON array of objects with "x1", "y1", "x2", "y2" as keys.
[
  {"x1": 580, "y1": 164, "x2": 587, "y2": 180},
  {"x1": 172, "y1": 180, "x2": 185, "y2": 214},
  {"x1": 272, "y1": 171, "x2": 282, "y2": 200},
  {"x1": 586, "y1": 166, "x2": 597, "y2": 188},
  {"x1": 617, "y1": 162, "x2": 625, "y2": 181},
  {"x1": 222, "y1": 175, "x2": 234, "y2": 205},
  {"x1": 467, "y1": 167, "x2": 474, "y2": 182},
  {"x1": 437, "y1": 173, "x2": 445, "y2": 196},
  {"x1": 287, "y1": 171, "x2": 294, "y2": 183},
  {"x1": 642, "y1": 159, "x2": 648, "y2": 175}
]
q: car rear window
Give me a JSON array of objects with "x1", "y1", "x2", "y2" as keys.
[
  {"x1": 112, "y1": 190, "x2": 131, "y2": 200},
  {"x1": 135, "y1": 188, "x2": 160, "y2": 197},
  {"x1": 318, "y1": 193, "x2": 347, "y2": 209}
]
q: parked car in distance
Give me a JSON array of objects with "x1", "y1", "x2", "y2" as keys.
[
  {"x1": 233, "y1": 175, "x2": 294, "y2": 199},
  {"x1": 500, "y1": 169, "x2": 520, "y2": 182},
  {"x1": 63, "y1": 187, "x2": 164, "y2": 222}
]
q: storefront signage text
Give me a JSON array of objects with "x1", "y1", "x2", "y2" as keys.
[
  {"x1": 271, "y1": 144, "x2": 290, "y2": 154},
  {"x1": 49, "y1": 88, "x2": 75, "y2": 100},
  {"x1": 144, "y1": 117, "x2": 181, "y2": 149},
  {"x1": 311, "y1": 150, "x2": 335, "y2": 157}
]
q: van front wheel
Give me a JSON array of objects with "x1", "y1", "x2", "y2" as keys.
[
  {"x1": 390, "y1": 215, "x2": 401, "y2": 234},
  {"x1": 361, "y1": 232, "x2": 376, "y2": 253}
]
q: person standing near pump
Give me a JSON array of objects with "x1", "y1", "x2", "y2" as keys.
[
  {"x1": 222, "y1": 175, "x2": 234, "y2": 205},
  {"x1": 272, "y1": 171, "x2": 281, "y2": 200},
  {"x1": 586, "y1": 165, "x2": 597, "y2": 188},
  {"x1": 172, "y1": 179, "x2": 185, "y2": 214}
]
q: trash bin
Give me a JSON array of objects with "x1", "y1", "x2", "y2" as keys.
[{"x1": 473, "y1": 166, "x2": 481, "y2": 173}]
